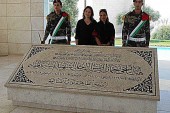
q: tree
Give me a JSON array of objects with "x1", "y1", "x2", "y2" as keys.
[
  {"x1": 49, "y1": 0, "x2": 79, "y2": 28},
  {"x1": 152, "y1": 25, "x2": 170, "y2": 40},
  {"x1": 143, "y1": 5, "x2": 160, "y2": 22},
  {"x1": 116, "y1": 5, "x2": 161, "y2": 25},
  {"x1": 116, "y1": 11, "x2": 127, "y2": 25}
]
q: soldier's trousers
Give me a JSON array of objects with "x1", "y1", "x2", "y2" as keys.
[
  {"x1": 49, "y1": 39, "x2": 67, "y2": 44},
  {"x1": 126, "y1": 40, "x2": 147, "y2": 47}
]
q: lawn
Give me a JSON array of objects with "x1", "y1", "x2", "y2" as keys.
[{"x1": 115, "y1": 38, "x2": 170, "y2": 47}]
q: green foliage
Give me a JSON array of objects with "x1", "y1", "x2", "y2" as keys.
[
  {"x1": 143, "y1": 5, "x2": 160, "y2": 22},
  {"x1": 115, "y1": 38, "x2": 170, "y2": 46},
  {"x1": 62, "y1": 0, "x2": 79, "y2": 28},
  {"x1": 152, "y1": 25, "x2": 170, "y2": 40},
  {"x1": 116, "y1": 12, "x2": 127, "y2": 25},
  {"x1": 116, "y1": 5, "x2": 160, "y2": 25},
  {"x1": 49, "y1": 3, "x2": 53, "y2": 12},
  {"x1": 49, "y1": 0, "x2": 79, "y2": 28}
]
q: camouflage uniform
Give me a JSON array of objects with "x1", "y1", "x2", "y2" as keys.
[
  {"x1": 122, "y1": 10, "x2": 150, "y2": 47},
  {"x1": 42, "y1": 11, "x2": 71, "y2": 44}
]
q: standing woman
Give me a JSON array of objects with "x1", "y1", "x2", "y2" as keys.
[
  {"x1": 75, "y1": 6, "x2": 97, "y2": 45},
  {"x1": 95, "y1": 9, "x2": 115, "y2": 46}
]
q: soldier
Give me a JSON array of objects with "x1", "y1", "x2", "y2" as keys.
[
  {"x1": 122, "y1": 0, "x2": 150, "y2": 47},
  {"x1": 41, "y1": 0, "x2": 71, "y2": 44}
]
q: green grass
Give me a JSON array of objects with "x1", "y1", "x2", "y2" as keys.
[{"x1": 115, "y1": 38, "x2": 170, "y2": 47}]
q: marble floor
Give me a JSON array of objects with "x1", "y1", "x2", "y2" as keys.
[{"x1": 0, "y1": 55, "x2": 170, "y2": 113}]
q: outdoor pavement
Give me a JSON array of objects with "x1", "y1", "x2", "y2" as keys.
[{"x1": 0, "y1": 54, "x2": 170, "y2": 113}]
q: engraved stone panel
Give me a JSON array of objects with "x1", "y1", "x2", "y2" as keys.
[{"x1": 5, "y1": 45, "x2": 160, "y2": 100}]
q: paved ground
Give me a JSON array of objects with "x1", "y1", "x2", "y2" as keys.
[{"x1": 0, "y1": 55, "x2": 170, "y2": 113}]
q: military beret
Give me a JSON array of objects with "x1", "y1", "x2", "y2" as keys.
[{"x1": 53, "y1": 0, "x2": 62, "y2": 6}]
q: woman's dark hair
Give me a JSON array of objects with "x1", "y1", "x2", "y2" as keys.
[
  {"x1": 83, "y1": 6, "x2": 94, "y2": 21},
  {"x1": 99, "y1": 9, "x2": 109, "y2": 22}
]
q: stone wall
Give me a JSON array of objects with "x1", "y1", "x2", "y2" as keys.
[
  {"x1": 0, "y1": 0, "x2": 8, "y2": 55},
  {"x1": 0, "y1": 0, "x2": 46, "y2": 55}
]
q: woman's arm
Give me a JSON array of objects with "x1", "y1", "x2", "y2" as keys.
[{"x1": 75, "y1": 20, "x2": 81, "y2": 45}]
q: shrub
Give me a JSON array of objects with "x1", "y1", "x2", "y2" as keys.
[{"x1": 152, "y1": 25, "x2": 170, "y2": 40}]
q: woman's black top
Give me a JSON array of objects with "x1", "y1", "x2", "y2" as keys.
[
  {"x1": 96, "y1": 21, "x2": 115, "y2": 44},
  {"x1": 75, "y1": 19, "x2": 97, "y2": 45}
]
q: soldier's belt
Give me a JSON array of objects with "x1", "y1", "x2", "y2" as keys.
[
  {"x1": 128, "y1": 37, "x2": 146, "y2": 42},
  {"x1": 51, "y1": 36, "x2": 66, "y2": 40}
]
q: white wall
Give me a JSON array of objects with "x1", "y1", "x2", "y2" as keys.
[{"x1": 92, "y1": 0, "x2": 132, "y2": 34}]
